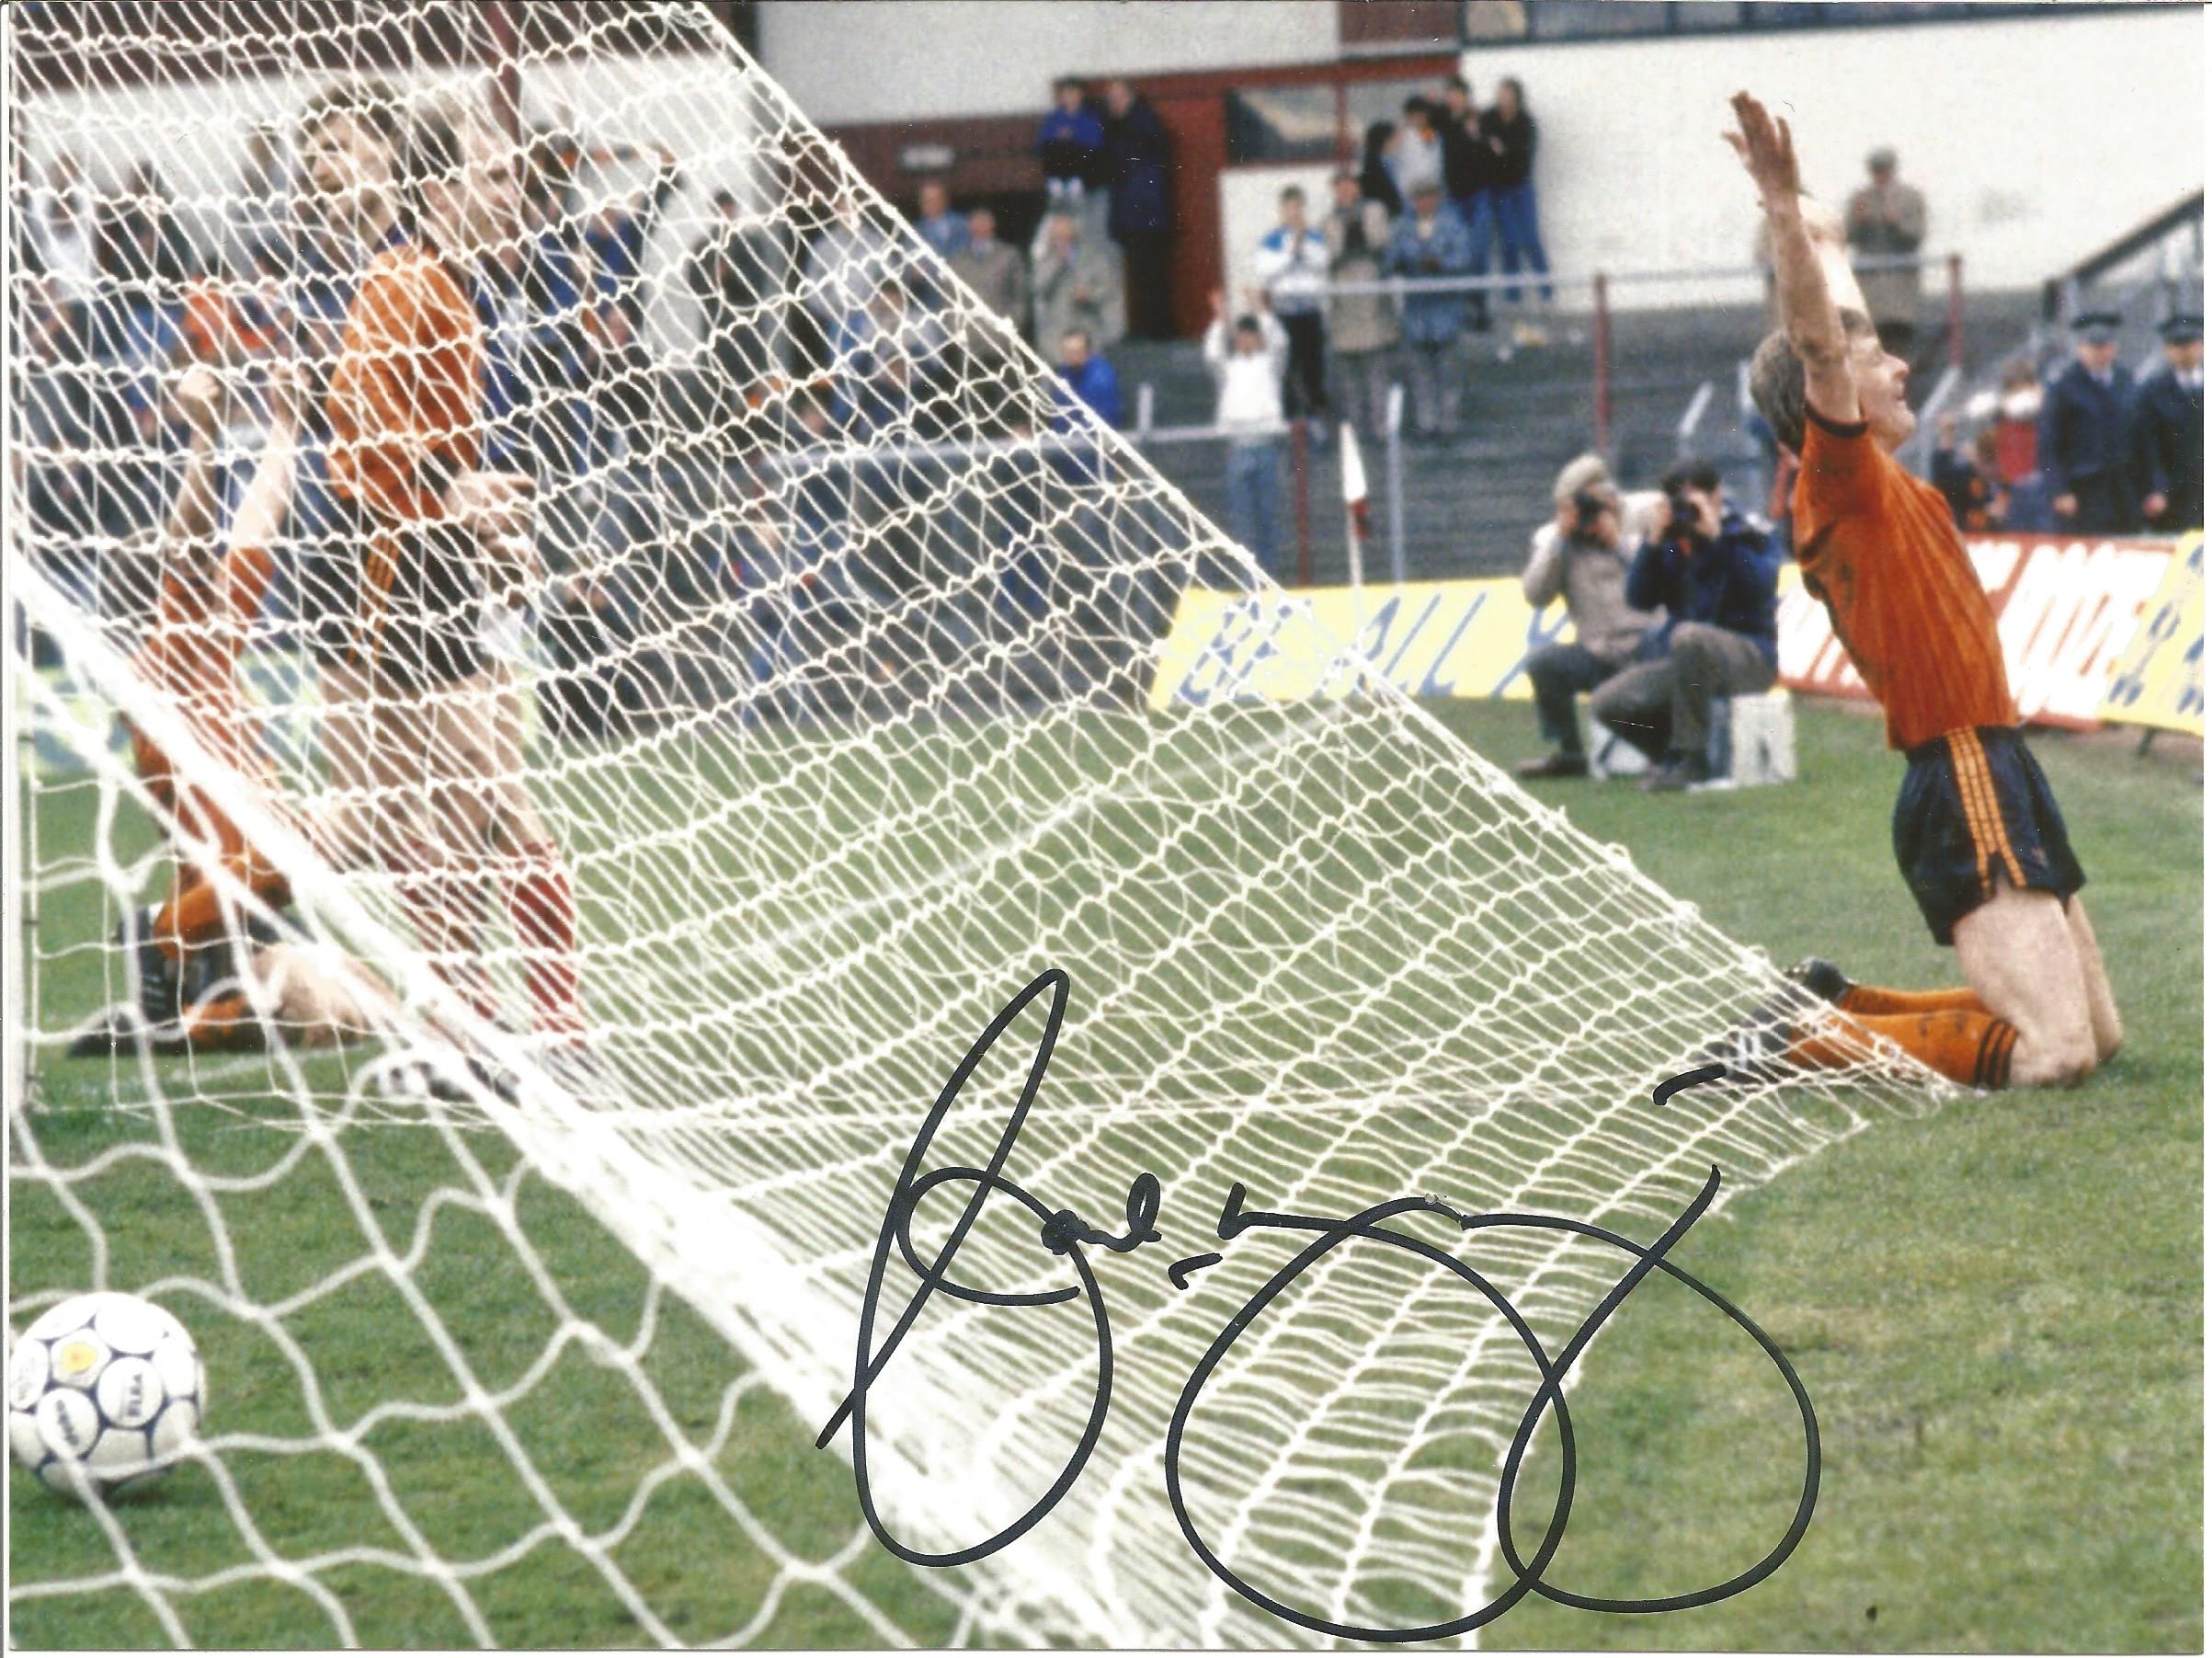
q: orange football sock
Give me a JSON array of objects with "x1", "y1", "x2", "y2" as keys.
[
  {"x1": 1838, "y1": 984, "x2": 1988, "y2": 1017},
  {"x1": 1788, "y1": 1009, "x2": 2018, "y2": 1090}
]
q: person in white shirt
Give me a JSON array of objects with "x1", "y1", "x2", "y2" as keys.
[
  {"x1": 1253, "y1": 184, "x2": 1331, "y2": 431},
  {"x1": 1203, "y1": 287, "x2": 1290, "y2": 583}
]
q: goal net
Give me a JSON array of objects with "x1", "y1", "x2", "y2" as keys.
[{"x1": 7, "y1": 3, "x2": 1948, "y2": 1645}]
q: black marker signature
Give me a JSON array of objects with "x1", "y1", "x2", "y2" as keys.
[{"x1": 818, "y1": 971, "x2": 1819, "y2": 1640}]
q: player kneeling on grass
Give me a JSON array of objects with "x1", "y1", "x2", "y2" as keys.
[
  {"x1": 108, "y1": 360, "x2": 305, "y2": 1029},
  {"x1": 1721, "y1": 91, "x2": 2120, "y2": 1090}
]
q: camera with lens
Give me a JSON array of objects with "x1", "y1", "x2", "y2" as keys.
[
  {"x1": 1570, "y1": 488, "x2": 1611, "y2": 537},
  {"x1": 1664, "y1": 488, "x2": 1703, "y2": 537}
]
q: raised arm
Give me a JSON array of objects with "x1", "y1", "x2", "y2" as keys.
[
  {"x1": 1726, "y1": 92, "x2": 1858, "y2": 424},
  {"x1": 160, "y1": 365, "x2": 226, "y2": 550},
  {"x1": 225, "y1": 359, "x2": 302, "y2": 557}
]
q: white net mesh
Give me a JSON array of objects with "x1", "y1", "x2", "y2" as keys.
[{"x1": 9, "y1": 3, "x2": 1952, "y2": 1646}]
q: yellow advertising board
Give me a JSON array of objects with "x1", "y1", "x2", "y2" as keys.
[
  {"x1": 2096, "y1": 532, "x2": 2204, "y2": 735},
  {"x1": 1146, "y1": 579, "x2": 1570, "y2": 711}
]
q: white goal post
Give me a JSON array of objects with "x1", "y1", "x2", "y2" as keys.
[{"x1": 6, "y1": 3, "x2": 1948, "y2": 1646}]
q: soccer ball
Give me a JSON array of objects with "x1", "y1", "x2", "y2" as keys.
[{"x1": 7, "y1": 1291, "x2": 206, "y2": 1498}]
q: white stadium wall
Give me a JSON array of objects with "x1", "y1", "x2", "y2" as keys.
[
  {"x1": 1454, "y1": 6, "x2": 2204, "y2": 309},
  {"x1": 753, "y1": 0, "x2": 1338, "y2": 127}
]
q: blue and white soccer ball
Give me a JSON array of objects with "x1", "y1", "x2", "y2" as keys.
[{"x1": 7, "y1": 1291, "x2": 206, "y2": 1498}]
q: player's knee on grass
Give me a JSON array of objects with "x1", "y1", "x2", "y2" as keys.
[{"x1": 1955, "y1": 880, "x2": 2103, "y2": 1087}]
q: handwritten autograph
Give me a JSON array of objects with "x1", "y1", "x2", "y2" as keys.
[{"x1": 818, "y1": 968, "x2": 1819, "y2": 1641}]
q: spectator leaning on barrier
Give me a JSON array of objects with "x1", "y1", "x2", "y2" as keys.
[
  {"x1": 2134, "y1": 311, "x2": 2203, "y2": 532},
  {"x1": 950, "y1": 206, "x2": 1029, "y2": 338},
  {"x1": 1032, "y1": 210, "x2": 1125, "y2": 353},
  {"x1": 1255, "y1": 184, "x2": 1330, "y2": 431},
  {"x1": 2039, "y1": 310, "x2": 2139, "y2": 536},
  {"x1": 1101, "y1": 78, "x2": 1175, "y2": 342},
  {"x1": 1384, "y1": 180, "x2": 1474, "y2": 441},
  {"x1": 1323, "y1": 171, "x2": 1398, "y2": 440},
  {"x1": 1844, "y1": 146, "x2": 1926, "y2": 361},
  {"x1": 1515, "y1": 454, "x2": 1658, "y2": 780},
  {"x1": 1591, "y1": 459, "x2": 1783, "y2": 793},
  {"x1": 1203, "y1": 287, "x2": 1290, "y2": 582}
]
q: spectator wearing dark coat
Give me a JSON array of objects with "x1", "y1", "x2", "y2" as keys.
[
  {"x1": 1101, "y1": 78, "x2": 1174, "y2": 340},
  {"x1": 687, "y1": 189, "x2": 778, "y2": 400},
  {"x1": 1592, "y1": 461, "x2": 1781, "y2": 791},
  {"x1": 1357, "y1": 120, "x2": 1405, "y2": 218},
  {"x1": 2134, "y1": 312, "x2": 2204, "y2": 532},
  {"x1": 1438, "y1": 77, "x2": 1498, "y2": 333},
  {"x1": 2039, "y1": 311, "x2": 2139, "y2": 535}
]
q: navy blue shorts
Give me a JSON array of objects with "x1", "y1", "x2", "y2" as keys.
[{"x1": 1893, "y1": 726, "x2": 2086, "y2": 946}]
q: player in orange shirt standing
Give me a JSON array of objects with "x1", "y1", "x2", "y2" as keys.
[
  {"x1": 1723, "y1": 91, "x2": 2119, "y2": 1090},
  {"x1": 325, "y1": 96, "x2": 584, "y2": 1048}
]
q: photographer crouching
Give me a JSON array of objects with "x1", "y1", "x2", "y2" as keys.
[
  {"x1": 1515, "y1": 454, "x2": 1656, "y2": 780},
  {"x1": 1590, "y1": 458, "x2": 1783, "y2": 792}
]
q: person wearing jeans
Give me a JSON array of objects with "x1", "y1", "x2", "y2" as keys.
[
  {"x1": 1204, "y1": 290, "x2": 1289, "y2": 582},
  {"x1": 1479, "y1": 77, "x2": 1552, "y2": 344},
  {"x1": 1383, "y1": 182, "x2": 1473, "y2": 440}
]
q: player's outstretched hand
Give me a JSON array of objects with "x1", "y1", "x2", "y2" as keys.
[
  {"x1": 171, "y1": 363, "x2": 223, "y2": 441},
  {"x1": 1725, "y1": 90, "x2": 1801, "y2": 211}
]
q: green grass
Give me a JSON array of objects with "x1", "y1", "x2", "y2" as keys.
[{"x1": 7, "y1": 699, "x2": 2200, "y2": 1650}]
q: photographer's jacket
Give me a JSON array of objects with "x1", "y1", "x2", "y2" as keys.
[
  {"x1": 1520, "y1": 522, "x2": 1653, "y2": 663},
  {"x1": 1625, "y1": 508, "x2": 1783, "y2": 669}
]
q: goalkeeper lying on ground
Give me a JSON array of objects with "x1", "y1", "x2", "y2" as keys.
[
  {"x1": 1721, "y1": 91, "x2": 2121, "y2": 1090},
  {"x1": 93, "y1": 360, "x2": 395, "y2": 1055}
]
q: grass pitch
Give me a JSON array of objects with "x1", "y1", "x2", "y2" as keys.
[{"x1": 7, "y1": 698, "x2": 2200, "y2": 1650}]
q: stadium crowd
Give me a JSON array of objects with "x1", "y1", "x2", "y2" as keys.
[{"x1": 13, "y1": 67, "x2": 2201, "y2": 742}]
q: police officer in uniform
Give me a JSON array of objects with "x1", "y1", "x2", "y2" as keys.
[
  {"x1": 2039, "y1": 310, "x2": 2139, "y2": 535},
  {"x1": 2134, "y1": 311, "x2": 2204, "y2": 533}
]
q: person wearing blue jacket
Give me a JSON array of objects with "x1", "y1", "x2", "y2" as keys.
[
  {"x1": 1591, "y1": 459, "x2": 1783, "y2": 791},
  {"x1": 1382, "y1": 182, "x2": 1474, "y2": 439}
]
